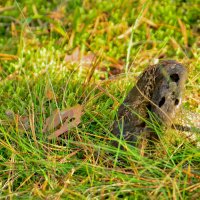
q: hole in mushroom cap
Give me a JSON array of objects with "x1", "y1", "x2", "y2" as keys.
[
  {"x1": 170, "y1": 73, "x2": 179, "y2": 82},
  {"x1": 175, "y1": 99, "x2": 179, "y2": 106},
  {"x1": 159, "y1": 97, "x2": 165, "y2": 107}
]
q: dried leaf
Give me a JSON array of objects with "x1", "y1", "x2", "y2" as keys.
[
  {"x1": 42, "y1": 105, "x2": 83, "y2": 139},
  {"x1": 81, "y1": 53, "x2": 96, "y2": 65},
  {"x1": 65, "y1": 47, "x2": 96, "y2": 67},
  {"x1": 65, "y1": 47, "x2": 124, "y2": 76},
  {"x1": 65, "y1": 47, "x2": 80, "y2": 63}
]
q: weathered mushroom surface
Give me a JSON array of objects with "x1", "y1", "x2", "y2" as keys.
[
  {"x1": 150, "y1": 60, "x2": 188, "y2": 126},
  {"x1": 112, "y1": 60, "x2": 188, "y2": 145},
  {"x1": 112, "y1": 63, "x2": 158, "y2": 143}
]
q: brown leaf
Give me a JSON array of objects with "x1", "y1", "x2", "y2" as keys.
[
  {"x1": 65, "y1": 47, "x2": 96, "y2": 67},
  {"x1": 65, "y1": 47, "x2": 80, "y2": 63},
  {"x1": 42, "y1": 105, "x2": 83, "y2": 139},
  {"x1": 81, "y1": 53, "x2": 96, "y2": 65}
]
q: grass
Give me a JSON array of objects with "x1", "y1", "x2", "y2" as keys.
[{"x1": 0, "y1": 0, "x2": 200, "y2": 199}]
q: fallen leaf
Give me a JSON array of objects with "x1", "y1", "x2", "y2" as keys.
[
  {"x1": 65, "y1": 47, "x2": 96, "y2": 67},
  {"x1": 65, "y1": 47, "x2": 124, "y2": 76},
  {"x1": 65, "y1": 47, "x2": 80, "y2": 63},
  {"x1": 42, "y1": 105, "x2": 83, "y2": 139}
]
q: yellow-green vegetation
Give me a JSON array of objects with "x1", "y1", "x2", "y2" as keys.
[{"x1": 0, "y1": 0, "x2": 199, "y2": 199}]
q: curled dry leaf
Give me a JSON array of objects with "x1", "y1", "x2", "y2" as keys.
[
  {"x1": 42, "y1": 104, "x2": 83, "y2": 140},
  {"x1": 65, "y1": 47, "x2": 124, "y2": 76},
  {"x1": 65, "y1": 47, "x2": 96, "y2": 67}
]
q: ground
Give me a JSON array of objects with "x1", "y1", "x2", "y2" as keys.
[{"x1": 0, "y1": 0, "x2": 200, "y2": 199}]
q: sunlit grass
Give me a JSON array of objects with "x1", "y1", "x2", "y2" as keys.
[{"x1": 0, "y1": 0, "x2": 199, "y2": 199}]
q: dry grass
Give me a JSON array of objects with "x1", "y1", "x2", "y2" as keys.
[{"x1": 0, "y1": 0, "x2": 199, "y2": 199}]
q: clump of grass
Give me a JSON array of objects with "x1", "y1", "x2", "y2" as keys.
[{"x1": 0, "y1": 0, "x2": 199, "y2": 199}]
